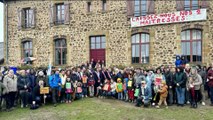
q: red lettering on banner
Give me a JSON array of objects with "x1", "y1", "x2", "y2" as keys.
[
  {"x1": 140, "y1": 21, "x2": 145, "y2": 25},
  {"x1": 157, "y1": 19, "x2": 160, "y2": 23},
  {"x1": 181, "y1": 16, "x2": 185, "y2": 21},
  {"x1": 167, "y1": 18, "x2": 170, "y2": 22},
  {"x1": 189, "y1": 10, "x2": 192, "y2": 15},
  {"x1": 145, "y1": 20, "x2": 149, "y2": 25},
  {"x1": 176, "y1": 16, "x2": 180, "y2": 21},
  {"x1": 162, "y1": 18, "x2": 165, "y2": 22},
  {"x1": 136, "y1": 17, "x2": 139, "y2": 21},
  {"x1": 171, "y1": 17, "x2": 175, "y2": 22},
  {"x1": 180, "y1": 11, "x2": 185, "y2": 16},
  {"x1": 168, "y1": 14, "x2": 171, "y2": 17},
  {"x1": 154, "y1": 14, "x2": 157, "y2": 19},
  {"x1": 196, "y1": 9, "x2": 201, "y2": 14},
  {"x1": 152, "y1": 19, "x2": 156, "y2": 24}
]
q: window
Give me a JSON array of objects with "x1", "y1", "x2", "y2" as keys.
[
  {"x1": 184, "y1": 0, "x2": 199, "y2": 10},
  {"x1": 131, "y1": 33, "x2": 149, "y2": 64},
  {"x1": 181, "y1": 29, "x2": 202, "y2": 62},
  {"x1": 102, "y1": 0, "x2": 106, "y2": 11},
  {"x1": 87, "y1": 2, "x2": 91, "y2": 12},
  {"x1": 134, "y1": 0, "x2": 147, "y2": 17},
  {"x1": 56, "y1": 4, "x2": 65, "y2": 24},
  {"x1": 90, "y1": 36, "x2": 106, "y2": 49},
  {"x1": 23, "y1": 41, "x2": 33, "y2": 58},
  {"x1": 55, "y1": 39, "x2": 67, "y2": 65},
  {"x1": 18, "y1": 8, "x2": 35, "y2": 30},
  {"x1": 24, "y1": 8, "x2": 33, "y2": 28}
]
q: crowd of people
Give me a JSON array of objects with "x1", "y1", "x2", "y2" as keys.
[{"x1": 0, "y1": 59, "x2": 213, "y2": 112}]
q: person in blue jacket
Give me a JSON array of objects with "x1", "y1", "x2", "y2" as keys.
[
  {"x1": 175, "y1": 55, "x2": 182, "y2": 67},
  {"x1": 49, "y1": 70, "x2": 62, "y2": 107}
]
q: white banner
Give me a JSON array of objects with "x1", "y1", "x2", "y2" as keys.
[{"x1": 131, "y1": 9, "x2": 207, "y2": 27}]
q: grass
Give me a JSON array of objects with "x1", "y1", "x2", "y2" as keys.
[{"x1": 0, "y1": 98, "x2": 213, "y2": 120}]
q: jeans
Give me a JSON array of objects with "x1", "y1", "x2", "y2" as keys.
[
  {"x1": 107, "y1": 91, "x2": 116, "y2": 97},
  {"x1": 82, "y1": 87, "x2": 88, "y2": 96},
  {"x1": 51, "y1": 88, "x2": 59, "y2": 104},
  {"x1": 118, "y1": 92, "x2": 123, "y2": 100},
  {"x1": 176, "y1": 87, "x2": 186, "y2": 105},
  {"x1": 66, "y1": 93, "x2": 71, "y2": 101},
  {"x1": 88, "y1": 86, "x2": 94, "y2": 97},
  {"x1": 19, "y1": 90, "x2": 30, "y2": 107},
  {"x1": 136, "y1": 97, "x2": 150, "y2": 107},
  {"x1": 168, "y1": 89, "x2": 173, "y2": 104},
  {"x1": 210, "y1": 87, "x2": 213, "y2": 104}
]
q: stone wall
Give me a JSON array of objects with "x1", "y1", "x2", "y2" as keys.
[{"x1": 5, "y1": 0, "x2": 213, "y2": 67}]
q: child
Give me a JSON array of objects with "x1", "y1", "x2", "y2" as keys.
[
  {"x1": 103, "y1": 79, "x2": 111, "y2": 98},
  {"x1": 134, "y1": 86, "x2": 139, "y2": 103},
  {"x1": 123, "y1": 80, "x2": 128, "y2": 101},
  {"x1": 76, "y1": 81, "x2": 83, "y2": 99},
  {"x1": 65, "y1": 78, "x2": 73, "y2": 103},
  {"x1": 127, "y1": 78, "x2": 134, "y2": 102},
  {"x1": 82, "y1": 74, "x2": 88, "y2": 98},
  {"x1": 156, "y1": 81, "x2": 168, "y2": 108},
  {"x1": 88, "y1": 74, "x2": 95, "y2": 97},
  {"x1": 116, "y1": 78, "x2": 123, "y2": 100}
]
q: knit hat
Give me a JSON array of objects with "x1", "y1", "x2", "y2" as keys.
[
  {"x1": 161, "y1": 81, "x2": 166, "y2": 85},
  {"x1": 117, "y1": 78, "x2": 121, "y2": 82}
]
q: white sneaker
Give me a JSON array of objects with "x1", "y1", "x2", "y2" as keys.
[
  {"x1": 187, "y1": 101, "x2": 190, "y2": 104},
  {"x1": 152, "y1": 103, "x2": 155, "y2": 106},
  {"x1": 202, "y1": 102, "x2": 205, "y2": 106}
]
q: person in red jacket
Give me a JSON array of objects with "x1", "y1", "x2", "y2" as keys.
[{"x1": 207, "y1": 63, "x2": 213, "y2": 106}]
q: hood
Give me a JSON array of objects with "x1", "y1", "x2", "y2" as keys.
[{"x1": 176, "y1": 55, "x2": 180, "y2": 60}]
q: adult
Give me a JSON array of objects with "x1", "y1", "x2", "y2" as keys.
[
  {"x1": 175, "y1": 67, "x2": 187, "y2": 106},
  {"x1": 165, "y1": 67, "x2": 175, "y2": 105},
  {"x1": 207, "y1": 63, "x2": 213, "y2": 106},
  {"x1": 60, "y1": 70, "x2": 67, "y2": 103},
  {"x1": 134, "y1": 68, "x2": 145, "y2": 87},
  {"x1": 188, "y1": 67, "x2": 202, "y2": 108},
  {"x1": 49, "y1": 70, "x2": 62, "y2": 107},
  {"x1": 3, "y1": 70, "x2": 18, "y2": 111},
  {"x1": 196, "y1": 65, "x2": 207, "y2": 106},
  {"x1": 28, "y1": 69, "x2": 37, "y2": 104},
  {"x1": 17, "y1": 70, "x2": 30, "y2": 108},
  {"x1": 135, "y1": 81, "x2": 152, "y2": 107}
]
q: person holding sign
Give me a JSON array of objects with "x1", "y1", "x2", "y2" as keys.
[
  {"x1": 116, "y1": 78, "x2": 123, "y2": 100},
  {"x1": 65, "y1": 78, "x2": 73, "y2": 103}
]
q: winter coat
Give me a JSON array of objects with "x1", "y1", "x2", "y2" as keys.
[
  {"x1": 189, "y1": 74, "x2": 202, "y2": 90},
  {"x1": 138, "y1": 85, "x2": 152, "y2": 101},
  {"x1": 3, "y1": 74, "x2": 18, "y2": 92},
  {"x1": 0, "y1": 82, "x2": 7, "y2": 96},
  {"x1": 165, "y1": 72, "x2": 175, "y2": 89},
  {"x1": 159, "y1": 85, "x2": 168, "y2": 98},
  {"x1": 28, "y1": 74, "x2": 37, "y2": 89},
  {"x1": 207, "y1": 69, "x2": 213, "y2": 87},
  {"x1": 116, "y1": 82, "x2": 123, "y2": 93},
  {"x1": 49, "y1": 74, "x2": 62, "y2": 88},
  {"x1": 198, "y1": 70, "x2": 207, "y2": 85},
  {"x1": 134, "y1": 74, "x2": 145, "y2": 85},
  {"x1": 17, "y1": 75, "x2": 30, "y2": 91},
  {"x1": 175, "y1": 55, "x2": 182, "y2": 67},
  {"x1": 174, "y1": 72, "x2": 187, "y2": 88}
]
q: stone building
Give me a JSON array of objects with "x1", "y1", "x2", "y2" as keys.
[{"x1": 2, "y1": 0, "x2": 213, "y2": 67}]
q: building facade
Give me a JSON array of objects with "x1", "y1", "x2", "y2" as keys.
[
  {"x1": 0, "y1": 42, "x2": 3, "y2": 59},
  {"x1": 3, "y1": 0, "x2": 213, "y2": 67}
]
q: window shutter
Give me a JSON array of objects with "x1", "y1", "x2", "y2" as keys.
[
  {"x1": 127, "y1": 0, "x2": 134, "y2": 17},
  {"x1": 64, "y1": 2, "x2": 70, "y2": 25},
  {"x1": 21, "y1": 9, "x2": 25, "y2": 28},
  {"x1": 147, "y1": 0, "x2": 155, "y2": 14},
  {"x1": 200, "y1": 0, "x2": 209, "y2": 8},
  {"x1": 176, "y1": 0, "x2": 184, "y2": 11},
  {"x1": 31, "y1": 8, "x2": 36, "y2": 28},
  {"x1": 49, "y1": 3, "x2": 55, "y2": 26},
  {"x1": 17, "y1": 8, "x2": 22, "y2": 30}
]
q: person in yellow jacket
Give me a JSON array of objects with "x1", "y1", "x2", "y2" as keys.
[{"x1": 116, "y1": 78, "x2": 123, "y2": 100}]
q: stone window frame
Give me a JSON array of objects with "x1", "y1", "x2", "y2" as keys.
[
  {"x1": 131, "y1": 32, "x2": 150, "y2": 64},
  {"x1": 55, "y1": 3, "x2": 65, "y2": 25},
  {"x1": 181, "y1": 29, "x2": 203, "y2": 63},
  {"x1": 184, "y1": 0, "x2": 199, "y2": 10},
  {"x1": 21, "y1": 38, "x2": 33, "y2": 64},
  {"x1": 53, "y1": 36, "x2": 67, "y2": 66}
]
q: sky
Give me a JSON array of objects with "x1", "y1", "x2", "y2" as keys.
[{"x1": 0, "y1": 3, "x2": 3, "y2": 42}]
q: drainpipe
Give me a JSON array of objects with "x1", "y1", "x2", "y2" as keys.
[{"x1": 3, "y1": 0, "x2": 8, "y2": 65}]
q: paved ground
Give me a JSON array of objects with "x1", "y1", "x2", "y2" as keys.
[{"x1": 0, "y1": 98, "x2": 213, "y2": 120}]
